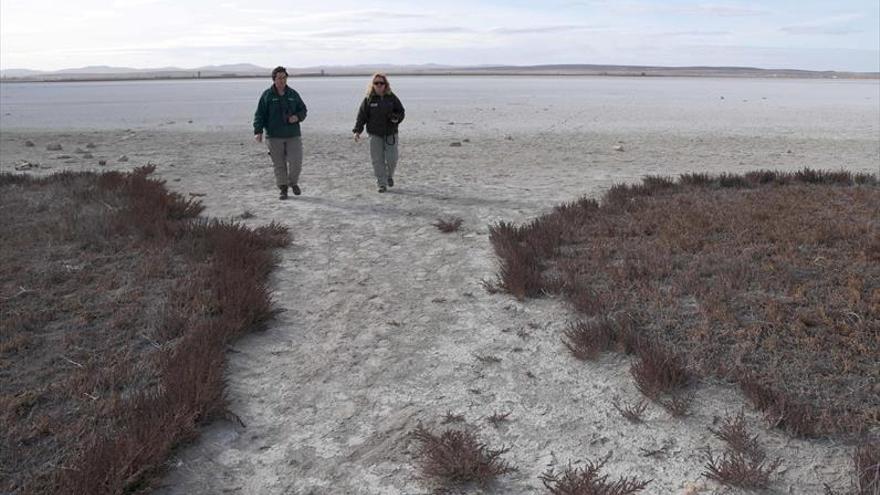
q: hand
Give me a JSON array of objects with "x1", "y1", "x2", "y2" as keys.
[
  {"x1": 353, "y1": 132, "x2": 361, "y2": 143},
  {"x1": 288, "y1": 115, "x2": 299, "y2": 124},
  {"x1": 254, "y1": 134, "x2": 263, "y2": 143}
]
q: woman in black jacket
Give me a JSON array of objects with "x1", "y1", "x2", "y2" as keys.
[{"x1": 352, "y1": 73, "x2": 405, "y2": 193}]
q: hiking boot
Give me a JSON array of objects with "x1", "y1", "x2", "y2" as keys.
[
  {"x1": 290, "y1": 184, "x2": 301, "y2": 196},
  {"x1": 378, "y1": 185, "x2": 387, "y2": 193},
  {"x1": 387, "y1": 177, "x2": 394, "y2": 187},
  {"x1": 279, "y1": 185, "x2": 288, "y2": 200}
]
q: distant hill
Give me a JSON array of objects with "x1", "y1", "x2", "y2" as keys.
[
  {"x1": 194, "y1": 63, "x2": 267, "y2": 72},
  {"x1": 1, "y1": 68, "x2": 46, "y2": 78},
  {"x1": 54, "y1": 65, "x2": 147, "y2": 74},
  {"x1": 1, "y1": 63, "x2": 877, "y2": 81}
]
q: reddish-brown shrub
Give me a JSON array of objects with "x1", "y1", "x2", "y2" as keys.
[
  {"x1": 703, "y1": 447, "x2": 781, "y2": 490},
  {"x1": 611, "y1": 398, "x2": 648, "y2": 423},
  {"x1": 540, "y1": 454, "x2": 651, "y2": 494},
  {"x1": 1, "y1": 169, "x2": 289, "y2": 494},
  {"x1": 489, "y1": 169, "x2": 879, "y2": 436},
  {"x1": 563, "y1": 319, "x2": 616, "y2": 360},
  {"x1": 433, "y1": 217, "x2": 464, "y2": 232},
  {"x1": 854, "y1": 439, "x2": 880, "y2": 495},
  {"x1": 708, "y1": 411, "x2": 763, "y2": 460},
  {"x1": 412, "y1": 425, "x2": 516, "y2": 487},
  {"x1": 630, "y1": 340, "x2": 691, "y2": 400}
]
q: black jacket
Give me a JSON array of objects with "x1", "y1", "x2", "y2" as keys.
[{"x1": 353, "y1": 92, "x2": 405, "y2": 136}]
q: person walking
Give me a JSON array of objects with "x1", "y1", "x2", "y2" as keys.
[
  {"x1": 352, "y1": 73, "x2": 405, "y2": 193},
  {"x1": 254, "y1": 66, "x2": 308, "y2": 200}
]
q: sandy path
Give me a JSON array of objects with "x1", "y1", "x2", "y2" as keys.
[{"x1": 2, "y1": 128, "x2": 877, "y2": 494}]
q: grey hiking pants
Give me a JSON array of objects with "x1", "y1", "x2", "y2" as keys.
[
  {"x1": 267, "y1": 136, "x2": 303, "y2": 187},
  {"x1": 370, "y1": 134, "x2": 399, "y2": 187}
]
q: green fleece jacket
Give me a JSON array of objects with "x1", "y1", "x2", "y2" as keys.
[{"x1": 253, "y1": 86, "x2": 308, "y2": 138}]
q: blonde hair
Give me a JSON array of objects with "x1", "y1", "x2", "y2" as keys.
[{"x1": 364, "y1": 72, "x2": 393, "y2": 97}]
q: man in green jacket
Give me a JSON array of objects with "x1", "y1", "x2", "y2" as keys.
[{"x1": 254, "y1": 66, "x2": 308, "y2": 200}]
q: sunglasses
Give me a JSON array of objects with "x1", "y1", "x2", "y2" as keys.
[{"x1": 373, "y1": 81, "x2": 386, "y2": 86}]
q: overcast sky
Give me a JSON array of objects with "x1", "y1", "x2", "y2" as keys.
[{"x1": 2, "y1": 0, "x2": 878, "y2": 72}]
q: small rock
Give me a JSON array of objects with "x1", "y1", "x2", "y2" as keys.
[
  {"x1": 187, "y1": 120, "x2": 193, "y2": 124},
  {"x1": 98, "y1": 160, "x2": 107, "y2": 166},
  {"x1": 720, "y1": 96, "x2": 725, "y2": 100},
  {"x1": 613, "y1": 145, "x2": 625, "y2": 152},
  {"x1": 462, "y1": 138, "x2": 471, "y2": 143},
  {"x1": 24, "y1": 140, "x2": 35, "y2": 147},
  {"x1": 118, "y1": 155, "x2": 129, "y2": 162},
  {"x1": 787, "y1": 150, "x2": 792, "y2": 154},
  {"x1": 86, "y1": 142, "x2": 96, "y2": 149},
  {"x1": 449, "y1": 141, "x2": 462, "y2": 147},
  {"x1": 504, "y1": 135, "x2": 513, "y2": 140},
  {"x1": 82, "y1": 153, "x2": 94, "y2": 159},
  {"x1": 46, "y1": 143, "x2": 62, "y2": 151},
  {"x1": 56, "y1": 155, "x2": 72, "y2": 159},
  {"x1": 14, "y1": 160, "x2": 38, "y2": 170},
  {"x1": 448, "y1": 121, "x2": 455, "y2": 125}
]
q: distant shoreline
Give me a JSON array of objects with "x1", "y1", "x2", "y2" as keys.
[{"x1": 2, "y1": 66, "x2": 878, "y2": 83}]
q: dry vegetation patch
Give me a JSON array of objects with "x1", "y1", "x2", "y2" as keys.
[
  {"x1": 0, "y1": 167, "x2": 289, "y2": 494},
  {"x1": 539, "y1": 453, "x2": 651, "y2": 494},
  {"x1": 488, "y1": 169, "x2": 879, "y2": 436},
  {"x1": 433, "y1": 217, "x2": 464, "y2": 233},
  {"x1": 703, "y1": 411, "x2": 781, "y2": 489},
  {"x1": 412, "y1": 424, "x2": 516, "y2": 489}
]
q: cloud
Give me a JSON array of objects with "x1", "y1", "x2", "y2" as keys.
[
  {"x1": 685, "y1": 3, "x2": 767, "y2": 16},
  {"x1": 491, "y1": 25, "x2": 601, "y2": 35},
  {"x1": 576, "y1": 1, "x2": 768, "y2": 17},
  {"x1": 651, "y1": 30, "x2": 731, "y2": 37},
  {"x1": 780, "y1": 13, "x2": 865, "y2": 36},
  {"x1": 781, "y1": 25, "x2": 863, "y2": 35},
  {"x1": 309, "y1": 26, "x2": 471, "y2": 38}
]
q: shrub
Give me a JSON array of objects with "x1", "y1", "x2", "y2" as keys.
[
  {"x1": 412, "y1": 425, "x2": 516, "y2": 488},
  {"x1": 433, "y1": 217, "x2": 464, "y2": 232},
  {"x1": 540, "y1": 454, "x2": 651, "y2": 494}
]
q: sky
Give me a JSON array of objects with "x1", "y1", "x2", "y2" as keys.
[{"x1": 1, "y1": 0, "x2": 878, "y2": 72}]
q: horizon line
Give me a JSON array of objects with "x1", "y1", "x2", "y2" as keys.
[{"x1": 3, "y1": 62, "x2": 880, "y2": 75}]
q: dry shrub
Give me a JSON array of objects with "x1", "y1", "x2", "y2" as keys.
[
  {"x1": 737, "y1": 374, "x2": 834, "y2": 438},
  {"x1": 630, "y1": 340, "x2": 690, "y2": 400},
  {"x1": 855, "y1": 439, "x2": 880, "y2": 495},
  {"x1": 708, "y1": 411, "x2": 763, "y2": 460},
  {"x1": 657, "y1": 392, "x2": 693, "y2": 418},
  {"x1": 433, "y1": 217, "x2": 464, "y2": 233},
  {"x1": 486, "y1": 411, "x2": 512, "y2": 427},
  {"x1": 562, "y1": 316, "x2": 642, "y2": 360},
  {"x1": 488, "y1": 169, "x2": 879, "y2": 437},
  {"x1": 540, "y1": 453, "x2": 651, "y2": 494},
  {"x1": 488, "y1": 212, "x2": 572, "y2": 299},
  {"x1": 703, "y1": 448, "x2": 781, "y2": 490},
  {"x1": 611, "y1": 398, "x2": 648, "y2": 423},
  {"x1": 412, "y1": 424, "x2": 516, "y2": 488},
  {"x1": 1, "y1": 169, "x2": 289, "y2": 494},
  {"x1": 703, "y1": 411, "x2": 781, "y2": 490},
  {"x1": 442, "y1": 411, "x2": 466, "y2": 424},
  {"x1": 679, "y1": 172, "x2": 713, "y2": 186},
  {"x1": 563, "y1": 319, "x2": 616, "y2": 360}
]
